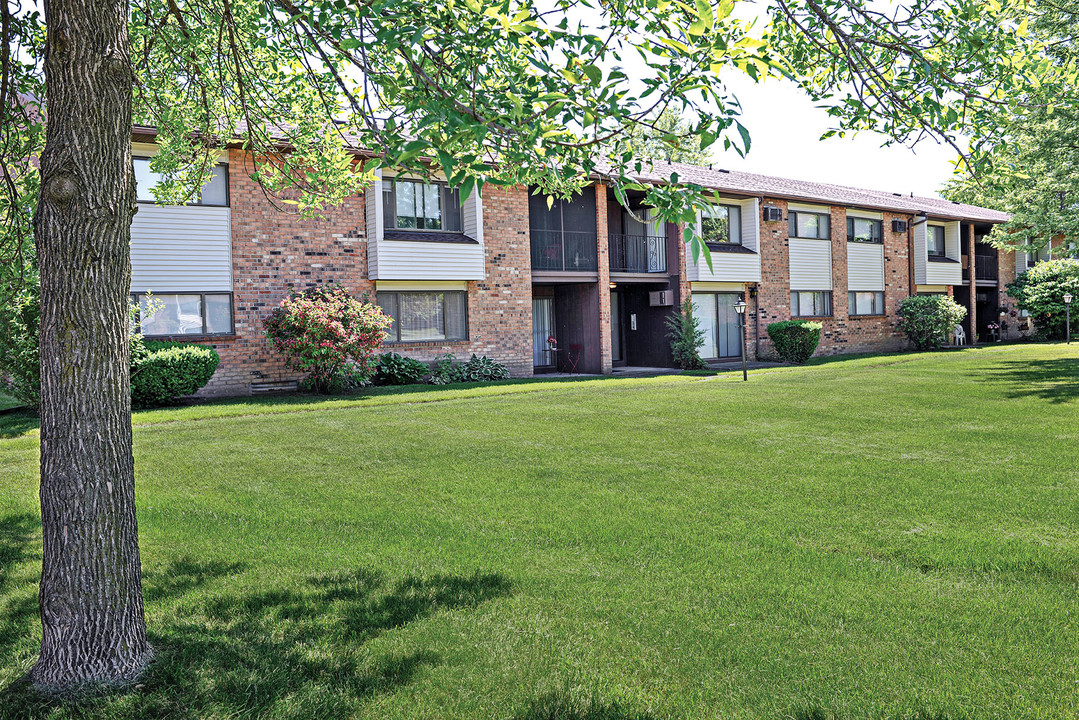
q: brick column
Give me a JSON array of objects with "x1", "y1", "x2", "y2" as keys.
[
  {"x1": 967, "y1": 223, "x2": 977, "y2": 343},
  {"x1": 595, "y1": 183, "x2": 613, "y2": 374},
  {"x1": 831, "y1": 207, "x2": 849, "y2": 343}
]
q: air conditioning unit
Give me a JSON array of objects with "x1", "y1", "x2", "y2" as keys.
[
  {"x1": 892, "y1": 219, "x2": 909, "y2": 233},
  {"x1": 649, "y1": 290, "x2": 674, "y2": 307},
  {"x1": 763, "y1": 206, "x2": 783, "y2": 222}
]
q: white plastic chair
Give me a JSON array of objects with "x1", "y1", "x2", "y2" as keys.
[{"x1": 953, "y1": 324, "x2": 967, "y2": 346}]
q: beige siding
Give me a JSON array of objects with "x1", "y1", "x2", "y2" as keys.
[
  {"x1": 373, "y1": 241, "x2": 485, "y2": 280},
  {"x1": 462, "y1": 187, "x2": 483, "y2": 244},
  {"x1": 365, "y1": 170, "x2": 383, "y2": 278},
  {"x1": 789, "y1": 238, "x2": 832, "y2": 289},
  {"x1": 847, "y1": 242, "x2": 885, "y2": 291},
  {"x1": 925, "y1": 221, "x2": 962, "y2": 285},
  {"x1": 130, "y1": 205, "x2": 232, "y2": 293},
  {"x1": 913, "y1": 220, "x2": 927, "y2": 285}
]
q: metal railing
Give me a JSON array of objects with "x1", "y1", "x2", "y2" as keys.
[
  {"x1": 530, "y1": 229, "x2": 598, "y2": 272},
  {"x1": 609, "y1": 233, "x2": 667, "y2": 274},
  {"x1": 975, "y1": 253, "x2": 998, "y2": 281}
]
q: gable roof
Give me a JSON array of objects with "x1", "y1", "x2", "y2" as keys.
[{"x1": 612, "y1": 160, "x2": 1009, "y2": 223}]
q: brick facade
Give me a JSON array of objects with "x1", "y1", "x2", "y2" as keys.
[{"x1": 160, "y1": 152, "x2": 1011, "y2": 396}]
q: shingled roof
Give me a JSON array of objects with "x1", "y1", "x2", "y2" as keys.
[{"x1": 614, "y1": 160, "x2": 1009, "y2": 223}]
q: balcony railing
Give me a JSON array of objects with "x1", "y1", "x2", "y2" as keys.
[
  {"x1": 975, "y1": 253, "x2": 998, "y2": 281},
  {"x1": 530, "y1": 229, "x2": 597, "y2": 272},
  {"x1": 610, "y1": 233, "x2": 667, "y2": 274}
]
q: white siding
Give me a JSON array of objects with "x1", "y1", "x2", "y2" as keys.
[
  {"x1": 789, "y1": 238, "x2": 832, "y2": 289},
  {"x1": 365, "y1": 170, "x2": 383, "y2": 278},
  {"x1": 925, "y1": 221, "x2": 962, "y2": 285},
  {"x1": 1017, "y1": 248, "x2": 1026, "y2": 276},
  {"x1": 130, "y1": 205, "x2": 232, "y2": 293},
  {"x1": 463, "y1": 187, "x2": 483, "y2": 244},
  {"x1": 913, "y1": 220, "x2": 927, "y2": 285},
  {"x1": 685, "y1": 247, "x2": 761, "y2": 283},
  {"x1": 847, "y1": 243, "x2": 885, "y2": 291},
  {"x1": 740, "y1": 197, "x2": 760, "y2": 252},
  {"x1": 373, "y1": 241, "x2": 485, "y2": 280},
  {"x1": 846, "y1": 208, "x2": 883, "y2": 221}
]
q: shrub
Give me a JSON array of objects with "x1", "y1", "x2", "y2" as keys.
[
  {"x1": 0, "y1": 284, "x2": 41, "y2": 409},
  {"x1": 428, "y1": 353, "x2": 467, "y2": 385},
  {"x1": 767, "y1": 320, "x2": 823, "y2": 363},
  {"x1": 130, "y1": 340, "x2": 220, "y2": 409},
  {"x1": 375, "y1": 352, "x2": 429, "y2": 385},
  {"x1": 457, "y1": 354, "x2": 510, "y2": 382},
  {"x1": 1006, "y1": 258, "x2": 1079, "y2": 340},
  {"x1": 665, "y1": 298, "x2": 706, "y2": 370},
  {"x1": 895, "y1": 295, "x2": 968, "y2": 350},
  {"x1": 264, "y1": 285, "x2": 392, "y2": 393}
]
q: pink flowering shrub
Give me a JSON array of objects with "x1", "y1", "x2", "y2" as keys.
[{"x1": 264, "y1": 285, "x2": 392, "y2": 393}]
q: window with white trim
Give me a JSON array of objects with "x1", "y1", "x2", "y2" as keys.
[
  {"x1": 134, "y1": 158, "x2": 228, "y2": 206},
  {"x1": 790, "y1": 291, "x2": 832, "y2": 317},
  {"x1": 848, "y1": 291, "x2": 885, "y2": 316},
  {"x1": 132, "y1": 292, "x2": 233, "y2": 336},
  {"x1": 377, "y1": 291, "x2": 468, "y2": 342},
  {"x1": 788, "y1": 210, "x2": 830, "y2": 239}
]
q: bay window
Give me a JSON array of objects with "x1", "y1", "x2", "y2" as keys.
[
  {"x1": 134, "y1": 157, "x2": 228, "y2": 206},
  {"x1": 382, "y1": 179, "x2": 463, "y2": 232},
  {"x1": 701, "y1": 204, "x2": 742, "y2": 244},
  {"x1": 927, "y1": 226, "x2": 946, "y2": 257},
  {"x1": 847, "y1": 217, "x2": 882, "y2": 243}
]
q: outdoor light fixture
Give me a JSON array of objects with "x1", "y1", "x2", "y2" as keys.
[
  {"x1": 609, "y1": 282, "x2": 617, "y2": 289},
  {"x1": 1065, "y1": 292, "x2": 1073, "y2": 344},
  {"x1": 734, "y1": 300, "x2": 748, "y2": 382}
]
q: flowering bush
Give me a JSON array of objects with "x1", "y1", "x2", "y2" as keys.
[
  {"x1": 264, "y1": 285, "x2": 392, "y2": 393},
  {"x1": 1005, "y1": 258, "x2": 1079, "y2": 340}
]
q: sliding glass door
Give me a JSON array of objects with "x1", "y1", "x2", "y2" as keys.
[
  {"x1": 692, "y1": 292, "x2": 742, "y2": 359},
  {"x1": 532, "y1": 297, "x2": 555, "y2": 368}
]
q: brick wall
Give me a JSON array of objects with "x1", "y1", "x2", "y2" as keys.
[
  {"x1": 755, "y1": 200, "x2": 911, "y2": 360},
  {"x1": 197, "y1": 157, "x2": 533, "y2": 396}
]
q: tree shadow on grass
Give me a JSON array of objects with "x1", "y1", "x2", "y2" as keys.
[
  {"x1": 0, "y1": 410, "x2": 39, "y2": 439},
  {"x1": 0, "y1": 543, "x2": 512, "y2": 719},
  {"x1": 975, "y1": 357, "x2": 1079, "y2": 403},
  {"x1": 0, "y1": 514, "x2": 40, "y2": 669},
  {"x1": 517, "y1": 689, "x2": 663, "y2": 720}
]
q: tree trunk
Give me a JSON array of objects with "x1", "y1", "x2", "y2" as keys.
[{"x1": 31, "y1": 0, "x2": 151, "y2": 688}]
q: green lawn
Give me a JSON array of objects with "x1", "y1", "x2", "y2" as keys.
[{"x1": 1, "y1": 344, "x2": 1077, "y2": 719}]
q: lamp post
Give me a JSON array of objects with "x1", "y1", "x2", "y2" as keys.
[
  {"x1": 734, "y1": 300, "x2": 748, "y2": 382},
  {"x1": 1065, "y1": 292, "x2": 1073, "y2": 344}
]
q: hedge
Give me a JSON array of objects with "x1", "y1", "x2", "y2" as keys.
[
  {"x1": 130, "y1": 340, "x2": 220, "y2": 409},
  {"x1": 766, "y1": 320, "x2": 823, "y2": 364}
]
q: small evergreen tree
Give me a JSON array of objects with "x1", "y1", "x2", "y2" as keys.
[{"x1": 666, "y1": 299, "x2": 707, "y2": 370}]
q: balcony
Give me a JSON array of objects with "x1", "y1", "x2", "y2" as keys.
[
  {"x1": 610, "y1": 233, "x2": 667, "y2": 274},
  {"x1": 975, "y1": 253, "x2": 998, "y2": 281},
  {"x1": 530, "y1": 229, "x2": 597, "y2": 272}
]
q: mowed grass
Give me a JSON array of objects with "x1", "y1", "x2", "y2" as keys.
[{"x1": 0, "y1": 344, "x2": 1077, "y2": 719}]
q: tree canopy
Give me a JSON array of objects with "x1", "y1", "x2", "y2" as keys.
[{"x1": 942, "y1": 0, "x2": 1079, "y2": 256}]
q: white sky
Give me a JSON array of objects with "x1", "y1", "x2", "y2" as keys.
[{"x1": 709, "y1": 71, "x2": 963, "y2": 200}]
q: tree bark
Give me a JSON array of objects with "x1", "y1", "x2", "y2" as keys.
[{"x1": 31, "y1": 0, "x2": 151, "y2": 688}]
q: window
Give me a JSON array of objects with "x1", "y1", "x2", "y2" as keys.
[
  {"x1": 927, "y1": 225, "x2": 946, "y2": 256},
  {"x1": 377, "y1": 291, "x2": 467, "y2": 342},
  {"x1": 382, "y1": 179, "x2": 463, "y2": 232},
  {"x1": 790, "y1": 290, "x2": 832, "y2": 317},
  {"x1": 701, "y1": 204, "x2": 741, "y2": 244},
  {"x1": 134, "y1": 158, "x2": 228, "y2": 206},
  {"x1": 848, "y1": 291, "x2": 885, "y2": 316},
  {"x1": 132, "y1": 292, "x2": 233, "y2": 336},
  {"x1": 788, "y1": 210, "x2": 830, "y2": 239},
  {"x1": 847, "y1": 217, "x2": 882, "y2": 243}
]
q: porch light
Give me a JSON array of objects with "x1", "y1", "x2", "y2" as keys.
[
  {"x1": 609, "y1": 282, "x2": 617, "y2": 289},
  {"x1": 1065, "y1": 293, "x2": 1073, "y2": 304},
  {"x1": 733, "y1": 300, "x2": 748, "y2": 382}
]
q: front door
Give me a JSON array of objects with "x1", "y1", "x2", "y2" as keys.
[
  {"x1": 611, "y1": 290, "x2": 625, "y2": 365},
  {"x1": 532, "y1": 296, "x2": 555, "y2": 368}
]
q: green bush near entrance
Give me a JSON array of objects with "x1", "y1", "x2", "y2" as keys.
[{"x1": 766, "y1": 320, "x2": 823, "y2": 363}]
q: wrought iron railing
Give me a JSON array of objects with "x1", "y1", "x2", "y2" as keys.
[
  {"x1": 530, "y1": 229, "x2": 598, "y2": 272},
  {"x1": 975, "y1": 253, "x2": 998, "y2": 281},
  {"x1": 609, "y1": 233, "x2": 667, "y2": 274}
]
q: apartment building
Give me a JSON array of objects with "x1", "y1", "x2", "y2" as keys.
[{"x1": 128, "y1": 130, "x2": 1013, "y2": 395}]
